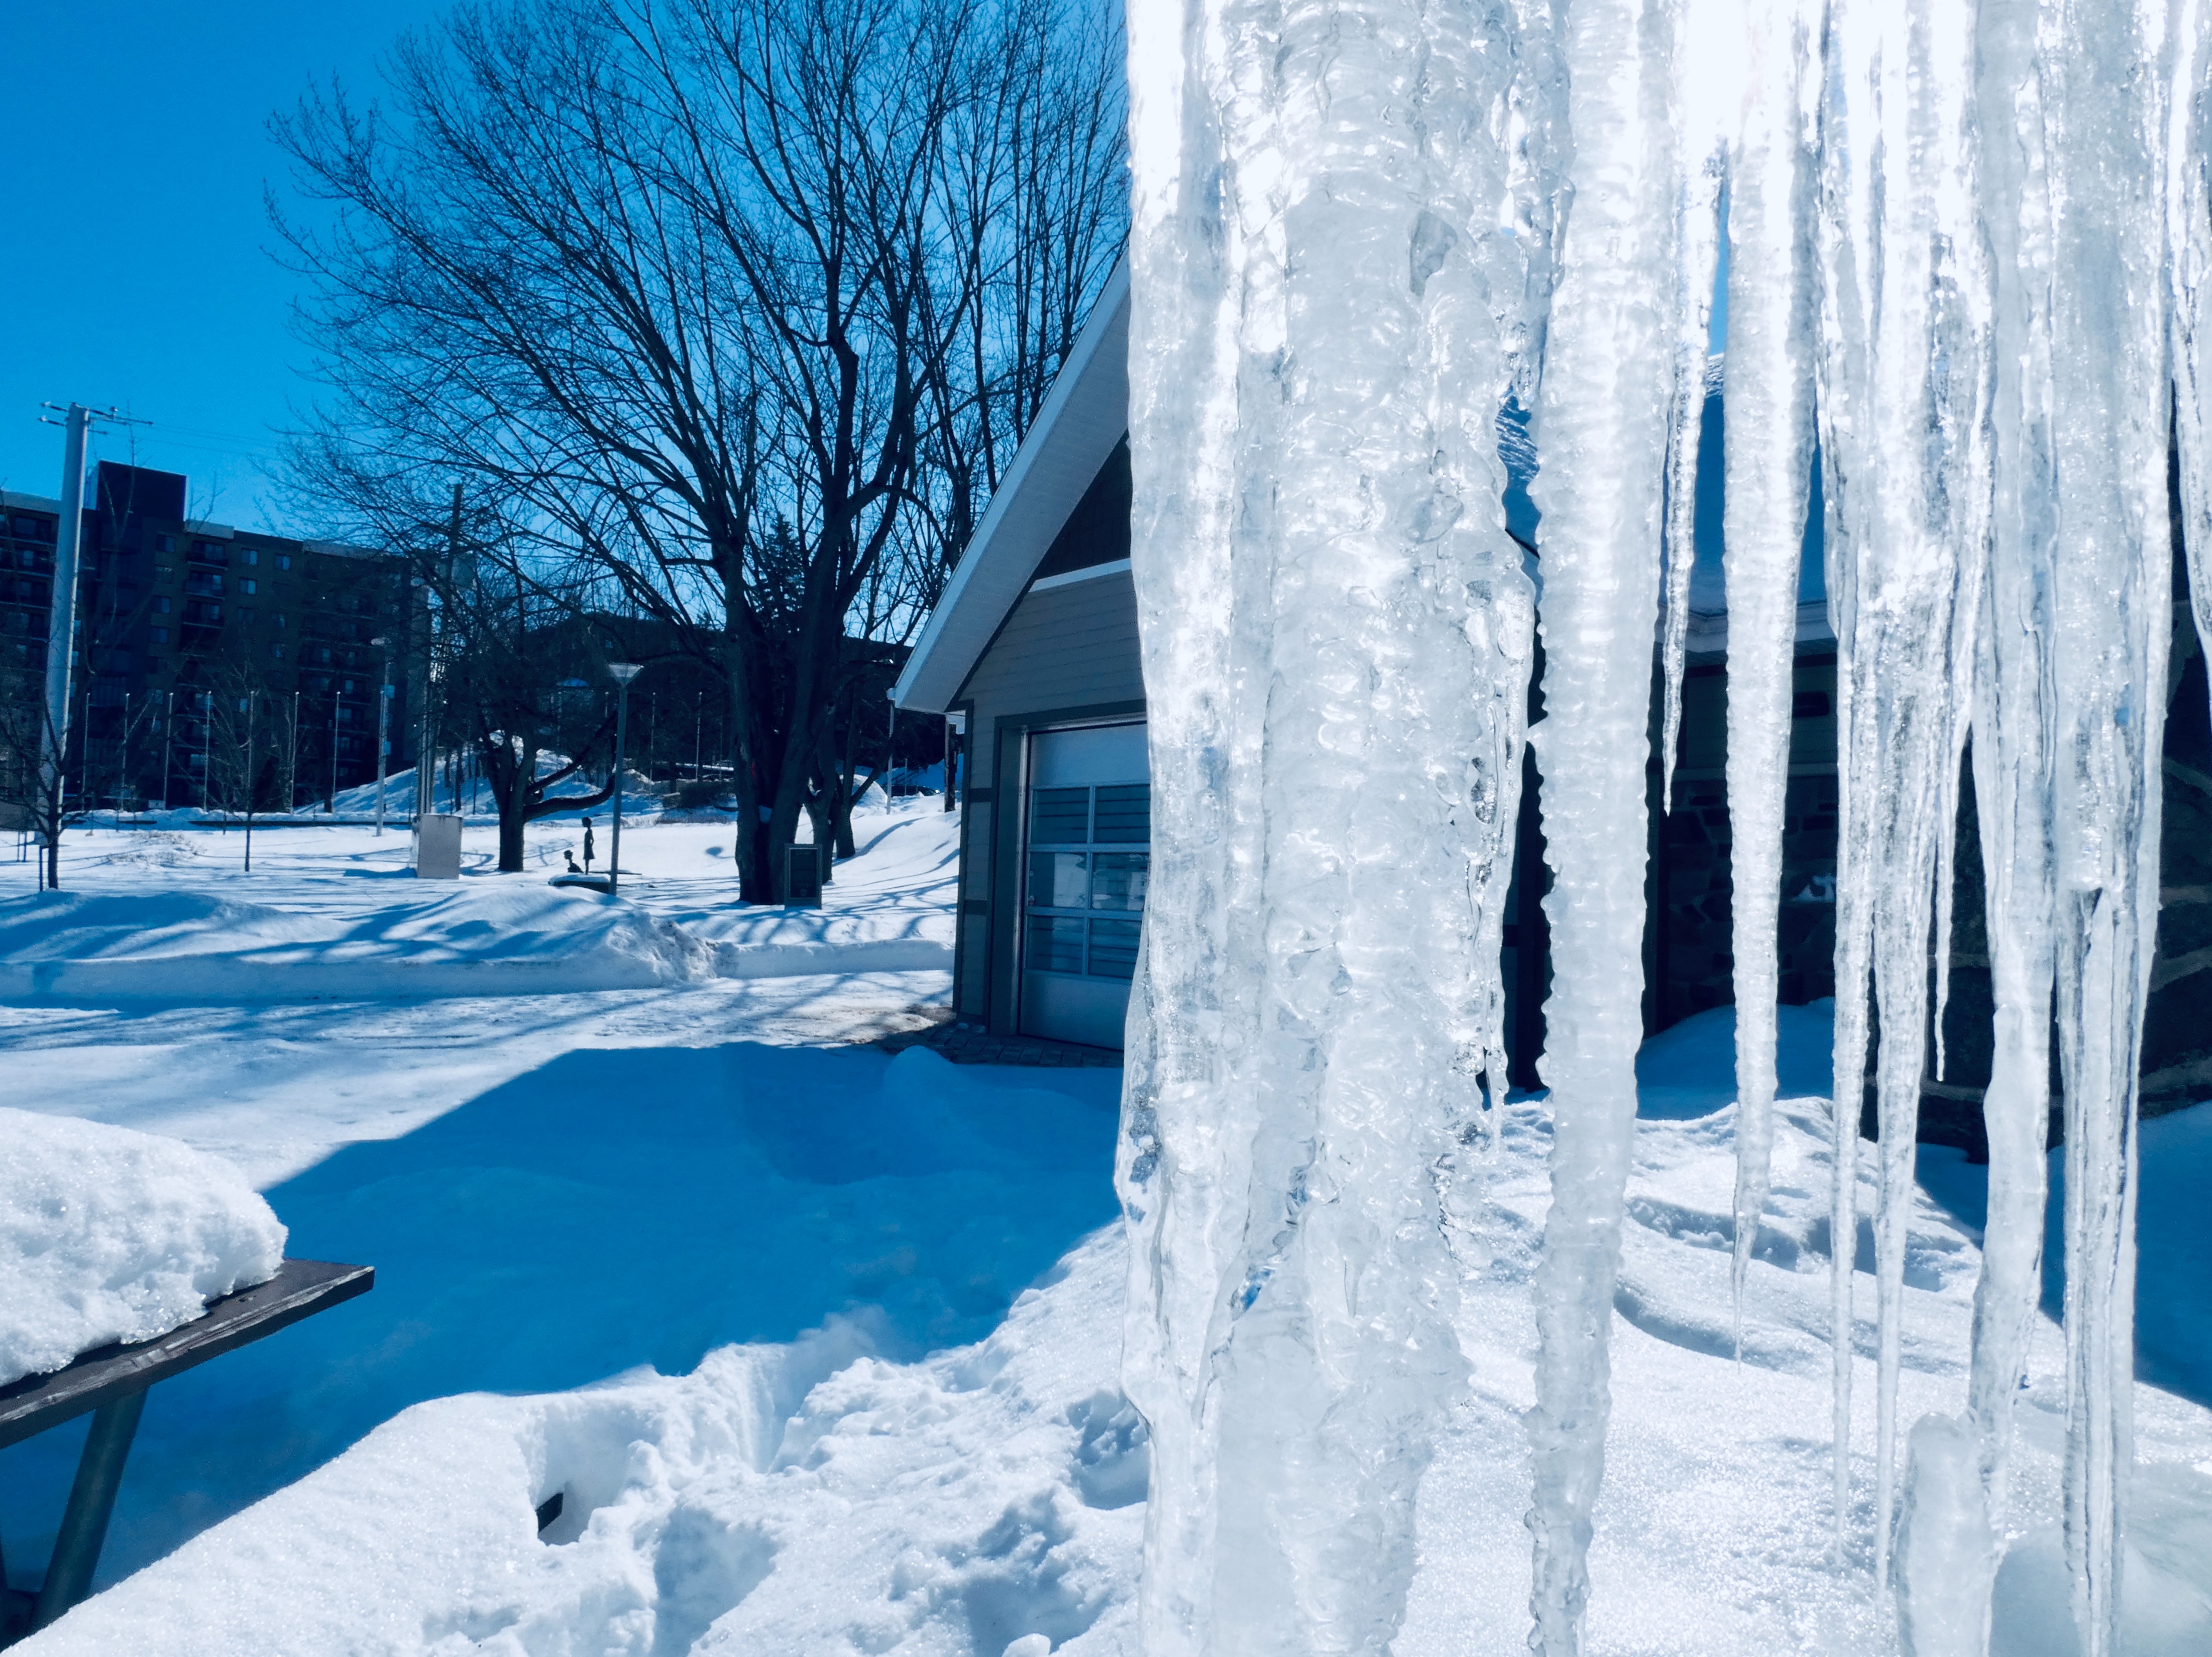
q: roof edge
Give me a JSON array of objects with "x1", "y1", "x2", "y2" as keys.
[{"x1": 893, "y1": 258, "x2": 1131, "y2": 714}]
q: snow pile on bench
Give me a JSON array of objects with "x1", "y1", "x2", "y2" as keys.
[{"x1": 0, "y1": 1110, "x2": 285, "y2": 1386}]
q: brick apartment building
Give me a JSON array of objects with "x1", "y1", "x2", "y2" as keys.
[{"x1": 1, "y1": 461, "x2": 417, "y2": 812}]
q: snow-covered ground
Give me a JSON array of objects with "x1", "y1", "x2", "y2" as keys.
[
  {"x1": 17, "y1": 998, "x2": 2212, "y2": 1656},
  {"x1": 0, "y1": 791, "x2": 957, "y2": 994},
  {"x1": 3, "y1": 807, "x2": 2208, "y2": 1654}
]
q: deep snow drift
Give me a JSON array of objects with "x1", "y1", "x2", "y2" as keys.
[
  {"x1": 0, "y1": 1110, "x2": 284, "y2": 1385},
  {"x1": 22, "y1": 1008, "x2": 2212, "y2": 1656}
]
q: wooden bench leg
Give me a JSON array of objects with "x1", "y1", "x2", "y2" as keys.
[{"x1": 30, "y1": 1389, "x2": 147, "y2": 1632}]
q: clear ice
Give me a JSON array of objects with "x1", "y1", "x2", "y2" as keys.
[
  {"x1": 1118, "y1": 0, "x2": 2205, "y2": 1650},
  {"x1": 1118, "y1": 0, "x2": 1538, "y2": 1647}
]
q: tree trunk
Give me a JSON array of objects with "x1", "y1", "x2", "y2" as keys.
[{"x1": 482, "y1": 735, "x2": 533, "y2": 874}]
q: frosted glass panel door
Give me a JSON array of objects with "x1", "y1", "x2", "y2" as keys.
[{"x1": 1019, "y1": 723, "x2": 1149, "y2": 1048}]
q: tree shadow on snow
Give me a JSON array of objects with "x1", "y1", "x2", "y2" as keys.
[{"x1": 0, "y1": 1042, "x2": 1121, "y2": 1592}]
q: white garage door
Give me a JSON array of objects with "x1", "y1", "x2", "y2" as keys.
[{"x1": 1019, "y1": 722, "x2": 1149, "y2": 1049}]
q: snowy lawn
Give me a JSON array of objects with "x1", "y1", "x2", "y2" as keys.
[
  {"x1": 0, "y1": 792, "x2": 958, "y2": 992},
  {"x1": 0, "y1": 801, "x2": 1114, "y2": 1601}
]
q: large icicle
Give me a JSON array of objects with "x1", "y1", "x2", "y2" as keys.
[
  {"x1": 1900, "y1": 0, "x2": 2062, "y2": 1648},
  {"x1": 1519, "y1": 0, "x2": 1681, "y2": 1647},
  {"x1": 1719, "y1": 0, "x2": 1817, "y2": 1334},
  {"x1": 2041, "y1": 10, "x2": 2174, "y2": 1652},
  {"x1": 1811, "y1": 0, "x2": 1990, "y2": 1575},
  {"x1": 1117, "y1": 0, "x2": 1535, "y2": 1648},
  {"x1": 1656, "y1": 65, "x2": 1726, "y2": 815}
]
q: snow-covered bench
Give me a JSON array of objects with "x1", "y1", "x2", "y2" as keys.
[{"x1": 0, "y1": 1258, "x2": 373, "y2": 1642}]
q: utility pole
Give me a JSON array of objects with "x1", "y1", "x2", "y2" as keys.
[
  {"x1": 198, "y1": 693, "x2": 213, "y2": 813},
  {"x1": 34, "y1": 405, "x2": 90, "y2": 888},
  {"x1": 33, "y1": 403, "x2": 144, "y2": 885},
  {"x1": 160, "y1": 690, "x2": 174, "y2": 809}
]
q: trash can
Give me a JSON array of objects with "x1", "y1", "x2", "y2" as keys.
[
  {"x1": 783, "y1": 843, "x2": 825, "y2": 906},
  {"x1": 414, "y1": 813, "x2": 464, "y2": 879}
]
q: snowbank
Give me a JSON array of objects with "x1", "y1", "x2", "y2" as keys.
[
  {"x1": 0, "y1": 1111, "x2": 285, "y2": 1386},
  {"x1": 0, "y1": 886, "x2": 714, "y2": 1000},
  {"x1": 0, "y1": 799, "x2": 960, "y2": 996},
  {"x1": 26, "y1": 1230, "x2": 1141, "y2": 1657}
]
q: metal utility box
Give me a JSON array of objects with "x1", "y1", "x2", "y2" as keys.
[
  {"x1": 414, "y1": 813, "x2": 464, "y2": 879},
  {"x1": 784, "y1": 843, "x2": 825, "y2": 907}
]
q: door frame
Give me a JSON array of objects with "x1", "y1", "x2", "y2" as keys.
[{"x1": 986, "y1": 700, "x2": 1146, "y2": 1040}]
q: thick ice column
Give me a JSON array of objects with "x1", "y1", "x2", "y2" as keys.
[
  {"x1": 1917, "y1": 9, "x2": 2062, "y2": 1653},
  {"x1": 1810, "y1": 0, "x2": 1990, "y2": 1574},
  {"x1": 2040, "y1": 14, "x2": 2173, "y2": 1653},
  {"x1": 1519, "y1": 1, "x2": 1680, "y2": 1648},
  {"x1": 1718, "y1": 0, "x2": 1817, "y2": 1330},
  {"x1": 1119, "y1": 0, "x2": 1533, "y2": 1650}
]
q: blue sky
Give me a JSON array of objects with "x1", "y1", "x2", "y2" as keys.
[{"x1": 0, "y1": 2, "x2": 444, "y2": 531}]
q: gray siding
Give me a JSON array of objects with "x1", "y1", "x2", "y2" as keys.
[
  {"x1": 953, "y1": 570, "x2": 1146, "y2": 1025},
  {"x1": 960, "y1": 571, "x2": 1144, "y2": 717}
]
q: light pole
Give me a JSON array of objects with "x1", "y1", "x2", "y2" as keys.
[
  {"x1": 607, "y1": 662, "x2": 641, "y2": 894},
  {"x1": 371, "y1": 635, "x2": 393, "y2": 835},
  {"x1": 240, "y1": 696, "x2": 256, "y2": 873}
]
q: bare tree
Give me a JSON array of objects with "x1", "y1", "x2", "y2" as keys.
[{"x1": 275, "y1": 0, "x2": 1123, "y2": 900}]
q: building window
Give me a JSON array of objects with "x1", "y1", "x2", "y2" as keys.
[
  {"x1": 149, "y1": 627, "x2": 169, "y2": 643},
  {"x1": 276, "y1": 553, "x2": 292, "y2": 571},
  {"x1": 154, "y1": 533, "x2": 175, "y2": 554},
  {"x1": 241, "y1": 547, "x2": 259, "y2": 566},
  {"x1": 238, "y1": 607, "x2": 255, "y2": 623},
  {"x1": 275, "y1": 613, "x2": 287, "y2": 630},
  {"x1": 155, "y1": 596, "x2": 170, "y2": 614},
  {"x1": 239, "y1": 577, "x2": 257, "y2": 595}
]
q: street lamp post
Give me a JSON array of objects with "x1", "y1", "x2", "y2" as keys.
[
  {"x1": 371, "y1": 635, "x2": 393, "y2": 835},
  {"x1": 607, "y1": 663, "x2": 642, "y2": 894}
]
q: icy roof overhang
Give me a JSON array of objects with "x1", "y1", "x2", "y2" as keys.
[{"x1": 891, "y1": 258, "x2": 1131, "y2": 715}]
